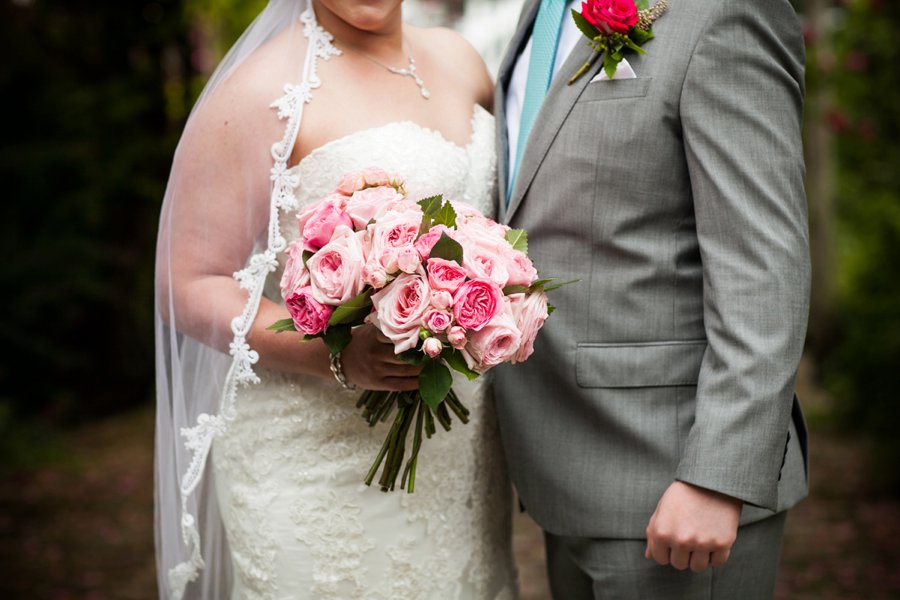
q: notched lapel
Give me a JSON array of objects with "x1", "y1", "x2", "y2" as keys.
[{"x1": 504, "y1": 36, "x2": 605, "y2": 224}]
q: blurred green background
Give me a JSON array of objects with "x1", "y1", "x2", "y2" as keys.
[{"x1": 0, "y1": 0, "x2": 898, "y2": 599}]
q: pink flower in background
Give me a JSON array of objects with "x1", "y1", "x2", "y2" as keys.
[
  {"x1": 307, "y1": 226, "x2": 366, "y2": 304},
  {"x1": 463, "y1": 250, "x2": 510, "y2": 288},
  {"x1": 427, "y1": 258, "x2": 467, "y2": 293},
  {"x1": 346, "y1": 185, "x2": 404, "y2": 228},
  {"x1": 285, "y1": 287, "x2": 332, "y2": 335},
  {"x1": 280, "y1": 240, "x2": 310, "y2": 298},
  {"x1": 503, "y1": 249, "x2": 538, "y2": 287},
  {"x1": 414, "y1": 225, "x2": 453, "y2": 260},
  {"x1": 447, "y1": 326, "x2": 467, "y2": 349},
  {"x1": 362, "y1": 260, "x2": 388, "y2": 289},
  {"x1": 300, "y1": 198, "x2": 353, "y2": 252},
  {"x1": 453, "y1": 279, "x2": 504, "y2": 331},
  {"x1": 335, "y1": 166, "x2": 394, "y2": 195},
  {"x1": 422, "y1": 309, "x2": 452, "y2": 333},
  {"x1": 422, "y1": 337, "x2": 443, "y2": 358},
  {"x1": 370, "y1": 271, "x2": 431, "y2": 353},
  {"x1": 509, "y1": 291, "x2": 549, "y2": 363},
  {"x1": 465, "y1": 308, "x2": 522, "y2": 373}
]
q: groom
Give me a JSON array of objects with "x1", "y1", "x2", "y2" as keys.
[{"x1": 492, "y1": 0, "x2": 810, "y2": 597}]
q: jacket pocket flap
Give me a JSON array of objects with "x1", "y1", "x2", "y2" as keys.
[{"x1": 575, "y1": 340, "x2": 707, "y2": 388}]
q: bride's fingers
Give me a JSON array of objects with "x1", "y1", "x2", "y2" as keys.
[{"x1": 379, "y1": 376, "x2": 422, "y2": 391}]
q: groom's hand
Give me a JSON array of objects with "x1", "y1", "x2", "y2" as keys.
[{"x1": 644, "y1": 481, "x2": 742, "y2": 573}]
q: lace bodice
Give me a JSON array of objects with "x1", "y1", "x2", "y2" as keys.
[{"x1": 211, "y1": 106, "x2": 517, "y2": 600}]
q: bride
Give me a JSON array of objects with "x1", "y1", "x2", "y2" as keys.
[{"x1": 154, "y1": 1, "x2": 517, "y2": 598}]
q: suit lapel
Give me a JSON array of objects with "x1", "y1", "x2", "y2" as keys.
[{"x1": 503, "y1": 35, "x2": 604, "y2": 224}]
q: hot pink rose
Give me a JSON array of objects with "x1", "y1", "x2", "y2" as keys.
[
  {"x1": 368, "y1": 204, "x2": 423, "y2": 274},
  {"x1": 422, "y1": 309, "x2": 453, "y2": 333},
  {"x1": 509, "y1": 291, "x2": 549, "y2": 363},
  {"x1": 306, "y1": 226, "x2": 366, "y2": 305},
  {"x1": 503, "y1": 249, "x2": 538, "y2": 287},
  {"x1": 346, "y1": 185, "x2": 404, "y2": 228},
  {"x1": 452, "y1": 278, "x2": 504, "y2": 331},
  {"x1": 300, "y1": 198, "x2": 353, "y2": 252},
  {"x1": 464, "y1": 307, "x2": 522, "y2": 374},
  {"x1": 335, "y1": 166, "x2": 394, "y2": 195},
  {"x1": 285, "y1": 286, "x2": 332, "y2": 335},
  {"x1": 422, "y1": 336, "x2": 443, "y2": 358},
  {"x1": 280, "y1": 240, "x2": 310, "y2": 298},
  {"x1": 427, "y1": 258, "x2": 468, "y2": 293},
  {"x1": 369, "y1": 271, "x2": 431, "y2": 353},
  {"x1": 581, "y1": 0, "x2": 639, "y2": 35},
  {"x1": 414, "y1": 225, "x2": 454, "y2": 260},
  {"x1": 447, "y1": 326, "x2": 467, "y2": 349}
]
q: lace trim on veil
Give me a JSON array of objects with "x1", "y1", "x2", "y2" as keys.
[{"x1": 168, "y1": 9, "x2": 341, "y2": 598}]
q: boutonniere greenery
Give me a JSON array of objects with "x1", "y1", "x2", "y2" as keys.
[{"x1": 568, "y1": 0, "x2": 669, "y2": 84}]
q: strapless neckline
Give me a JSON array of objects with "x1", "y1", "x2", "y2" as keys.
[{"x1": 290, "y1": 104, "x2": 489, "y2": 173}]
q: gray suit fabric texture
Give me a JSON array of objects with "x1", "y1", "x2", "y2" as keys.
[{"x1": 492, "y1": 0, "x2": 811, "y2": 542}]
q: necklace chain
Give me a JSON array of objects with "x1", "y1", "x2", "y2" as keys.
[{"x1": 341, "y1": 36, "x2": 431, "y2": 100}]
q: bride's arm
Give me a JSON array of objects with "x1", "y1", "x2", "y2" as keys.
[{"x1": 158, "y1": 64, "x2": 420, "y2": 390}]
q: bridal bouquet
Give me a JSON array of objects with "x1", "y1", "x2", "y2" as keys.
[{"x1": 269, "y1": 167, "x2": 570, "y2": 492}]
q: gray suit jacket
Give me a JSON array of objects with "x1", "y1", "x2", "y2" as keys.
[{"x1": 492, "y1": 0, "x2": 811, "y2": 538}]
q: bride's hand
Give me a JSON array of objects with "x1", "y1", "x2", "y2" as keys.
[{"x1": 340, "y1": 325, "x2": 423, "y2": 391}]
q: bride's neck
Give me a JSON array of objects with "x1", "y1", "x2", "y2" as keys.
[{"x1": 312, "y1": 0, "x2": 405, "y2": 58}]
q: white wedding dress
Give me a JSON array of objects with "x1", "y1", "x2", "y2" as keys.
[{"x1": 211, "y1": 100, "x2": 518, "y2": 600}]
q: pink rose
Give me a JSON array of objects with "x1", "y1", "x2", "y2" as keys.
[
  {"x1": 368, "y1": 204, "x2": 423, "y2": 274},
  {"x1": 300, "y1": 197, "x2": 353, "y2": 252},
  {"x1": 464, "y1": 307, "x2": 522, "y2": 373},
  {"x1": 429, "y1": 290, "x2": 453, "y2": 311},
  {"x1": 306, "y1": 226, "x2": 366, "y2": 305},
  {"x1": 362, "y1": 260, "x2": 388, "y2": 289},
  {"x1": 369, "y1": 271, "x2": 431, "y2": 353},
  {"x1": 335, "y1": 166, "x2": 394, "y2": 195},
  {"x1": 581, "y1": 0, "x2": 639, "y2": 35},
  {"x1": 427, "y1": 258, "x2": 468, "y2": 293},
  {"x1": 452, "y1": 278, "x2": 504, "y2": 331},
  {"x1": 422, "y1": 309, "x2": 453, "y2": 333},
  {"x1": 397, "y1": 246, "x2": 421, "y2": 274},
  {"x1": 509, "y1": 291, "x2": 549, "y2": 363},
  {"x1": 414, "y1": 225, "x2": 453, "y2": 260},
  {"x1": 422, "y1": 336, "x2": 443, "y2": 358},
  {"x1": 280, "y1": 240, "x2": 310, "y2": 298},
  {"x1": 285, "y1": 286, "x2": 333, "y2": 335},
  {"x1": 503, "y1": 249, "x2": 538, "y2": 288},
  {"x1": 447, "y1": 326, "x2": 467, "y2": 349},
  {"x1": 346, "y1": 185, "x2": 404, "y2": 228},
  {"x1": 463, "y1": 249, "x2": 510, "y2": 288}
]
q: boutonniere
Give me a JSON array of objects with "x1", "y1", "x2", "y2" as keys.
[{"x1": 568, "y1": 0, "x2": 669, "y2": 85}]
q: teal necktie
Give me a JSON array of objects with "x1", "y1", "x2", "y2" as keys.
[{"x1": 508, "y1": 0, "x2": 567, "y2": 201}]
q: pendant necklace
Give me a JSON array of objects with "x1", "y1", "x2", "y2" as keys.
[{"x1": 341, "y1": 36, "x2": 431, "y2": 99}]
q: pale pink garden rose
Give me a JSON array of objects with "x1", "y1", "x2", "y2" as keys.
[
  {"x1": 368, "y1": 204, "x2": 423, "y2": 274},
  {"x1": 503, "y1": 248, "x2": 538, "y2": 288},
  {"x1": 447, "y1": 326, "x2": 467, "y2": 349},
  {"x1": 427, "y1": 258, "x2": 467, "y2": 293},
  {"x1": 422, "y1": 336, "x2": 443, "y2": 358},
  {"x1": 429, "y1": 289, "x2": 453, "y2": 311},
  {"x1": 452, "y1": 278, "x2": 504, "y2": 331},
  {"x1": 509, "y1": 291, "x2": 549, "y2": 363},
  {"x1": 285, "y1": 286, "x2": 333, "y2": 335},
  {"x1": 463, "y1": 250, "x2": 510, "y2": 288},
  {"x1": 464, "y1": 307, "x2": 522, "y2": 373},
  {"x1": 299, "y1": 197, "x2": 353, "y2": 252},
  {"x1": 422, "y1": 309, "x2": 452, "y2": 333},
  {"x1": 414, "y1": 225, "x2": 454, "y2": 260},
  {"x1": 306, "y1": 226, "x2": 366, "y2": 305},
  {"x1": 346, "y1": 185, "x2": 404, "y2": 228},
  {"x1": 448, "y1": 199, "x2": 482, "y2": 220},
  {"x1": 280, "y1": 240, "x2": 310, "y2": 298},
  {"x1": 397, "y1": 246, "x2": 421, "y2": 274},
  {"x1": 362, "y1": 259, "x2": 388, "y2": 289},
  {"x1": 335, "y1": 166, "x2": 394, "y2": 196},
  {"x1": 369, "y1": 271, "x2": 432, "y2": 353}
]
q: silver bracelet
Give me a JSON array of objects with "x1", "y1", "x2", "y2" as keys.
[{"x1": 329, "y1": 352, "x2": 357, "y2": 391}]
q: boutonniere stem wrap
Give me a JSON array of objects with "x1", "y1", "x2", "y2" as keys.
[{"x1": 568, "y1": 0, "x2": 669, "y2": 85}]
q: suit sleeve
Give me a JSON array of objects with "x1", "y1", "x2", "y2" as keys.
[{"x1": 675, "y1": 0, "x2": 811, "y2": 510}]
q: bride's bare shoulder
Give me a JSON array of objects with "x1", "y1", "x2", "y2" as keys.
[{"x1": 410, "y1": 26, "x2": 494, "y2": 111}]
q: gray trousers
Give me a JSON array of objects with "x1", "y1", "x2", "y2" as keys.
[{"x1": 544, "y1": 513, "x2": 787, "y2": 600}]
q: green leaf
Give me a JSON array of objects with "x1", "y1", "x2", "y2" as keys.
[
  {"x1": 547, "y1": 303, "x2": 556, "y2": 316},
  {"x1": 442, "y1": 348, "x2": 480, "y2": 381},
  {"x1": 571, "y1": 8, "x2": 599, "y2": 39},
  {"x1": 418, "y1": 359, "x2": 453, "y2": 410},
  {"x1": 266, "y1": 318, "x2": 296, "y2": 333},
  {"x1": 603, "y1": 51, "x2": 619, "y2": 80},
  {"x1": 542, "y1": 279, "x2": 581, "y2": 292},
  {"x1": 433, "y1": 201, "x2": 458, "y2": 229},
  {"x1": 302, "y1": 250, "x2": 314, "y2": 266},
  {"x1": 635, "y1": 0, "x2": 649, "y2": 10},
  {"x1": 502, "y1": 284, "x2": 530, "y2": 295},
  {"x1": 529, "y1": 277, "x2": 557, "y2": 290},
  {"x1": 505, "y1": 229, "x2": 528, "y2": 254},
  {"x1": 328, "y1": 289, "x2": 373, "y2": 326},
  {"x1": 322, "y1": 324, "x2": 352, "y2": 355},
  {"x1": 630, "y1": 26, "x2": 654, "y2": 46},
  {"x1": 622, "y1": 36, "x2": 647, "y2": 55},
  {"x1": 428, "y1": 232, "x2": 464, "y2": 264},
  {"x1": 417, "y1": 195, "x2": 444, "y2": 220},
  {"x1": 398, "y1": 348, "x2": 425, "y2": 365}
]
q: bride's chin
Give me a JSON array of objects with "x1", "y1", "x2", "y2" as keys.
[{"x1": 313, "y1": 0, "x2": 403, "y2": 34}]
